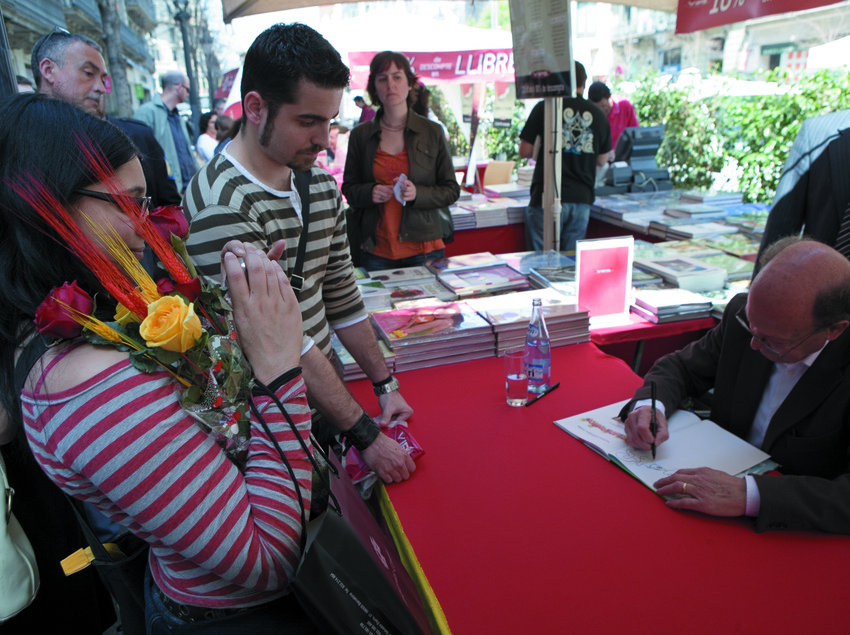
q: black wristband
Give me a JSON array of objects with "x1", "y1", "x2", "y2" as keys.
[
  {"x1": 252, "y1": 367, "x2": 303, "y2": 397},
  {"x1": 341, "y1": 411, "x2": 381, "y2": 452}
]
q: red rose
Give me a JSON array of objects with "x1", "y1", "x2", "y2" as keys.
[
  {"x1": 34, "y1": 281, "x2": 93, "y2": 339},
  {"x1": 149, "y1": 205, "x2": 189, "y2": 242},
  {"x1": 157, "y1": 277, "x2": 202, "y2": 302}
]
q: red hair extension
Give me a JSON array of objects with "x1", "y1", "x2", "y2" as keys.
[
  {"x1": 8, "y1": 174, "x2": 149, "y2": 318},
  {"x1": 76, "y1": 139, "x2": 193, "y2": 284}
]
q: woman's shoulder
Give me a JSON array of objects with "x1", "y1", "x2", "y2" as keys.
[{"x1": 26, "y1": 341, "x2": 132, "y2": 396}]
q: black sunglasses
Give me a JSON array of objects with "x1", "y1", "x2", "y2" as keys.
[{"x1": 35, "y1": 26, "x2": 71, "y2": 63}]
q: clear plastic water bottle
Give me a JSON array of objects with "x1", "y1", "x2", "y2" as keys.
[{"x1": 525, "y1": 298, "x2": 551, "y2": 394}]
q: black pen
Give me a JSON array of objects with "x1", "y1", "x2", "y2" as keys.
[
  {"x1": 650, "y1": 381, "x2": 657, "y2": 460},
  {"x1": 524, "y1": 382, "x2": 560, "y2": 407}
]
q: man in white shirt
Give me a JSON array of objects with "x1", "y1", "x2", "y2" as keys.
[{"x1": 621, "y1": 237, "x2": 850, "y2": 533}]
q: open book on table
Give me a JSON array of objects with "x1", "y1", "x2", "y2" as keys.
[{"x1": 554, "y1": 399, "x2": 778, "y2": 493}]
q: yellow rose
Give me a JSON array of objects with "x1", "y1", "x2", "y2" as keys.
[
  {"x1": 139, "y1": 296, "x2": 202, "y2": 353},
  {"x1": 114, "y1": 302, "x2": 141, "y2": 326}
]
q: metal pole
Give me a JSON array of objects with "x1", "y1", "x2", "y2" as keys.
[{"x1": 174, "y1": 2, "x2": 201, "y2": 142}]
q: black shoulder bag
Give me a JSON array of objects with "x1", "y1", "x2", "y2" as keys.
[{"x1": 290, "y1": 169, "x2": 312, "y2": 296}]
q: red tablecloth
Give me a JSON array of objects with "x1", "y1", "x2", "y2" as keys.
[
  {"x1": 348, "y1": 343, "x2": 850, "y2": 635},
  {"x1": 590, "y1": 313, "x2": 716, "y2": 346},
  {"x1": 445, "y1": 224, "x2": 526, "y2": 258}
]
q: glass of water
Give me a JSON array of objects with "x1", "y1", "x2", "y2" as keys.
[{"x1": 504, "y1": 348, "x2": 528, "y2": 407}]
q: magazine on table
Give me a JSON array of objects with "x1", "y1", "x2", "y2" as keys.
[{"x1": 554, "y1": 400, "x2": 777, "y2": 494}]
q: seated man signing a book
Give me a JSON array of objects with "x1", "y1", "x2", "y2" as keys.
[{"x1": 621, "y1": 237, "x2": 850, "y2": 534}]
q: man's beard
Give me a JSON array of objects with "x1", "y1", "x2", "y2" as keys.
[{"x1": 259, "y1": 118, "x2": 323, "y2": 171}]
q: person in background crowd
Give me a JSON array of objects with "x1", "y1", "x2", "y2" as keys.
[
  {"x1": 212, "y1": 97, "x2": 226, "y2": 116},
  {"x1": 518, "y1": 62, "x2": 610, "y2": 253},
  {"x1": 17, "y1": 74, "x2": 34, "y2": 92},
  {"x1": 326, "y1": 122, "x2": 348, "y2": 164},
  {"x1": 134, "y1": 71, "x2": 198, "y2": 194},
  {"x1": 183, "y1": 24, "x2": 416, "y2": 483},
  {"x1": 0, "y1": 93, "x2": 316, "y2": 633},
  {"x1": 213, "y1": 114, "x2": 234, "y2": 153},
  {"x1": 588, "y1": 81, "x2": 639, "y2": 161},
  {"x1": 32, "y1": 28, "x2": 181, "y2": 263},
  {"x1": 214, "y1": 115, "x2": 238, "y2": 155},
  {"x1": 342, "y1": 50, "x2": 459, "y2": 271},
  {"x1": 621, "y1": 237, "x2": 850, "y2": 534},
  {"x1": 354, "y1": 95, "x2": 375, "y2": 123},
  {"x1": 196, "y1": 111, "x2": 218, "y2": 162}
]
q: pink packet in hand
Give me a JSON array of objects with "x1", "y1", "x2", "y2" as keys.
[{"x1": 344, "y1": 423, "x2": 424, "y2": 485}]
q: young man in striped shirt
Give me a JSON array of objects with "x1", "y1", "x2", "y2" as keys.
[{"x1": 184, "y1": 24, "x2": 415, "y2": 483}]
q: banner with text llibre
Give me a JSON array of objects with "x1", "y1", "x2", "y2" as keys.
[{"x1": 676, "y1": 0, "x2": 842, "y2": 34}]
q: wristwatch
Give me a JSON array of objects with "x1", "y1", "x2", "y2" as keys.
[{"x1": 373, "y1": 374, "x2": 400, "y2": 396}]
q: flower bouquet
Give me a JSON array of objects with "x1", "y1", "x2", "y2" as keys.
[{"x1": 15, "y1": 142, "x2": 253, "y2": 464}]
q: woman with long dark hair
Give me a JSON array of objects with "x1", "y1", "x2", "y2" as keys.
[
  {"x1": 0, "y1": 94, "x2": 316, "y2": 634},
  {"x1": 342, "y1": 51, "x2": 460, "y2": 270}
]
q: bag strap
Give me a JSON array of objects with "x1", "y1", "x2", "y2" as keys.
[
  {"x1": 290, "y1": 169, "x2": 312, "y2": 296},
  {"x1": 248, "y1": 381, "x2": 341, "y2": 553}
]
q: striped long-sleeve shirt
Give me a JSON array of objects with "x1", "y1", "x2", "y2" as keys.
[
  {"x1": 184, "y1": 152, "x2": 368, "y2": 357},
  {"x1": 22, "y1": 357, "x2": 312, "y2": 608}
]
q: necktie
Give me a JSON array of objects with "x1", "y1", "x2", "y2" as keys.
[{"x1": 834, "y1": 202, "x2": 850, "y2": 259}]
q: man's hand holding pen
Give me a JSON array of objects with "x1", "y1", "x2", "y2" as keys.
[{"x1": 623, "y1": 406, "x2": 669, "y2": 451}]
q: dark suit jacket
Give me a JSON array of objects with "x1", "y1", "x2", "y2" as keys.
[
  {"x1": 107, "y1": 116, "x2": 182, "y2": 208},
  {"x1": 756, "y1": 128, "x2": 850, "y2": 274},
  {"x1": 624, "y1": 294, "x2": 850, "y2": 533}
]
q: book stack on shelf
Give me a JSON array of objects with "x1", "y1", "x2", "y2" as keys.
[
  {"x1": 499, "y1": 250, "x2": 574, "y2": 276},
  {"x1": 482, "y1": 182, "x2": 529, "y2": 199},
  {"x1": 633, "y1": 255, "x2": 727, "y2": 292},
  {"x1": 528, "y1": 264, "x2": 577, "y2": 296},
  {"x1": 370, "y1": 301, "x2": 496, "y2": 371},
  {"x1": 358, "y1": 281, "x2": 395, "y2": 311},
  {"x1": 449, "y1": 205, "x2": 476, "y2": 231},
  {"x1": 630, "y1": 288, "x2": 713, "y2": 323},
  {"x1": 330, "y1": 332, "x2": 395, "y2": 382},
  {"x1": 367, "y1": 265, "x2": 435, "y2": 288},
  {"x1": 466, "y1": 289, "x2": 590, "y2": 354},
  {"x1": 679, "y1": 189, "x2": 744, "y2": 206},
  {"x1": 634, "y1": 239, "x2": 723, "y2": 260},
  {"x1": 663, "y1": 202, "x2": 727, "y2": 219},
  {"x1": 516, "y1": 166, "x2": 534, "y2": 188},
  {"x1": 694, "y1": 232, "x2": 761, "y2": 261},
  {"x1": 456, "y1": 196, "x2": 511, "y2": 228},
  {"x1": 721, "y1": 208, "x2": 771, "y2": 238},
  {"x1": 696, "y1": 252, "x2": 754, "y2": 281},
  {"x1": 425, "y1": 252, "x2": 505, "y2": 273},
  {"x1": 437, "y1": 263, "x2": 529, "y2": 299}
]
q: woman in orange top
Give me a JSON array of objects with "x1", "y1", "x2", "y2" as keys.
[{"x1": 343, "y1": 51, "x2": 460, "y2": 271}]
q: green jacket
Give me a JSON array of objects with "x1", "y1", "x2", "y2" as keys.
[{"x1": 134, "y1": 99, "x2": 197, "y2": 192}]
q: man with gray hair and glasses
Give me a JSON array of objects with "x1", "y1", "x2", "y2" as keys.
[
  {"x1": 32, "y1": 28, "x2": 181, "y2": 209},
  {"x1": 135, "y1": 70, "x2": 197, "y2": 194},
  {"x1": 620, "y1": 237, "x2": 850, "y2": 534}
]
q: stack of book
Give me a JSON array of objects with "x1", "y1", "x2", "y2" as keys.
[
  {"x1": 370, "y1": 301, "x2": 495, "y2": 371},
  {"x1": 633, "y1": 255, "x2": 727, "y2": 292},
  {"x1": 679, "y1": 189, "x2": 744, "y2": 206},
  {"x1": 498, "y1": 250, "x2": 574, "y2": 276},
  {"x1": 663, "y1": 203, "x2": 727, "y2": 219},
  {"x1": 358, "y1": 281, "x2": 394, "y2": 311},
  {"x1": 482, "y1": 182, "x2": 529, "y2": 199},
  {"x1": 696, "y1": 252, "x2": 754, "y2": 281},
  {"x1": 425, "y1": 252, "x2": 505, "y2": 273},
  {"x1": 456, "y1": 196, "x2": 511, "y2": 228},
  {"x1": 516, "y1": 166, "x2": 534, "y2": 188},
  {"x1": 437, "y1": 263, "x2": 529, "y2": 299},
  {"x1": 466, "y1": 289, "x2": 590, "y2": 354},
  {"x1": 528, "y1": 264, "x2": 576, "y2": 296},
  {"x1": 330, "y1": 333, "x2": 395, "y2": 382},
  {"x1": 385, "y1": 281, "x2": 457, "y2": 306},
  {"x1": 631, "y1": 288, "x2": 713, "y2": 323},
  {"x1": 449, "y1": 205, "x2": 476, "y2": 231},
  {"x1": 367, "y1": 265, "x2": 434, "y2": 287},
  {"x1": 694, "y1": 232, "x2": 761, "y2": 261}
]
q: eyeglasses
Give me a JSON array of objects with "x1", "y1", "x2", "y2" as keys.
[
  {"x1": 180, "y1": 84, "x2": 191, "y2": 92},
  {"x1": 735, "y1": 306, "x2": 826, "y2": 359},
  {"x1": 35, "y1": 26, "x2": 71, "y2": 63},
  {"x1": 74, "y1": 189, "x2": 151, "y2": 220}
]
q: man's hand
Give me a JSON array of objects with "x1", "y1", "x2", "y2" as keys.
[
  {"x1": 376, "y1": 390, "x2": 414, "y2": 426},
  {"x1": 361, "y1": 432, "x2": 416, "y2": 483},
  {"x1": 654, "y1": 467, "x2": 747, "y2": 517},
  {"x1": 623, "y1": 405, "x2": 669, "y2": 450}
]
